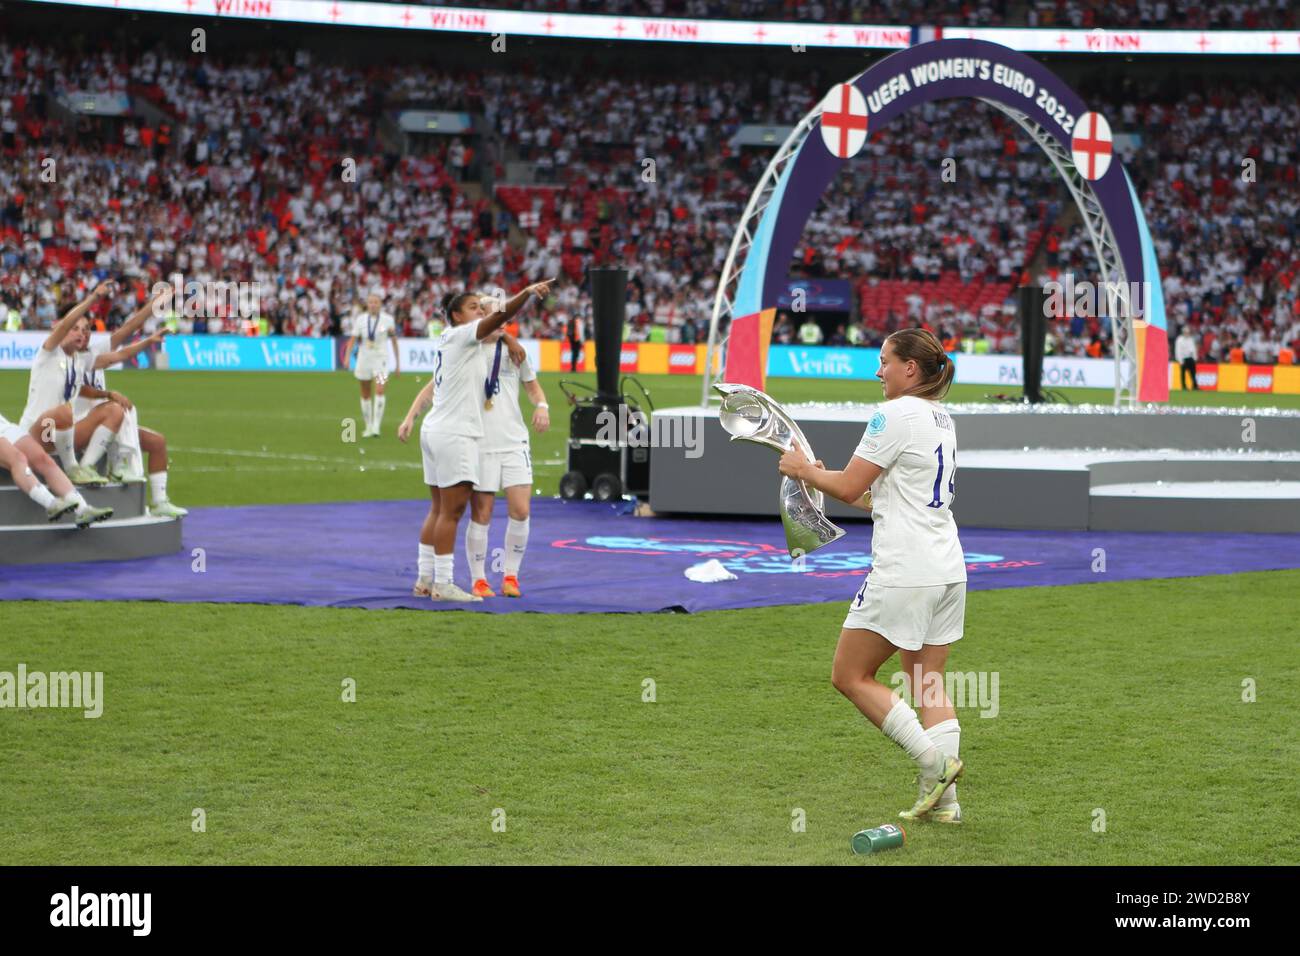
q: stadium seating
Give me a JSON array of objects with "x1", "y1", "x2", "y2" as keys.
[{"x1": 1, "y1": 33, "x2": 1296, "y2": 360}]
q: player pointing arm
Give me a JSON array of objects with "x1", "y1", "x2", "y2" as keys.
[
  {"x1": 41, "y1": 280, "x2": 116, "y2": 353},
  {"x1": 478, "y1": 281, "x2": 554, "y2": 339},
  {"x1": 20, "y1": 282, "x2": 119, "y2": 485},
  {"x1": 109, "y1": 289, "x2": 168, "y2": 350},
  {"x1": 95, "y1": 328, "x2": 172, "y2": 375},
  {"x1": 413, "y1": 278, "x2": 552, "y2": 603}
]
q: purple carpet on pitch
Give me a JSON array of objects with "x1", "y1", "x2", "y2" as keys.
[{"x1": 3, "y1": 498, "x2": 1299, "y2": 613}]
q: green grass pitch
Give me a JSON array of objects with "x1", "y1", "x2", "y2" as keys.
[
  {"x1": 4, "y1": 367, "x2": 1295, "y2": 506},
  {"x1": 1, "y1": 367, "x2": 1297, "y2": 864}
]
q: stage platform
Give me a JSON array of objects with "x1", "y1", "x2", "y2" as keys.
[
  {"x1": 0, "y1": 471, "x2": 183, "y2": 565},
  {"x1": 649, "y1": 402, "x2": 1300, "y2": 533},
  {"x1": 3, "y1": 498, "x2": 1298, "y2": 614}
]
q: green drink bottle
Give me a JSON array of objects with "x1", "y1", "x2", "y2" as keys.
[{"x1": 851, "y1": 823, "x2": 907, "y2": 855}]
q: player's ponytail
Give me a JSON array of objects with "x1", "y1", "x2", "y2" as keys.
[
  {"x1": 886, "y1": 328, "x2": 956, "y2": 401},
  {"x1": 442, "y1": 291, "x2": 474, "y2": 325}
]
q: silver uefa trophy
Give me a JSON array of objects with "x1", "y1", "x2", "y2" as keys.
[{"x1": 713, "y1": 383, "x2": 846, "y2": 556}]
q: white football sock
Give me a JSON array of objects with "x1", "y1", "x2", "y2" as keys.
[
  {"x1": 434, "y1": 553, "x2": 454, "y2": 585},
  {"x1": 80, "y1": 425, "x2": 116, "y2": 469},
  {"x1": 926, "y1": 719, "x2": 961, "y2": 808},
  {"x1": 109, "y1": 433, "x2": 140, "y2": 476},
  {"x1": 465, "y1": 520, "x2": 489, "y2": 582},
  {"x1": 417, "y1": 543, "x2": 436, "y2": 581},
  {"x1": 149, "y1": 471, "x2": 169, "y2": 504},
  {"x1": 360, "y1": 397, "x2": 372, "y2": 432},
  {"x1": 504, "y1": 516, "x2": 529, "y2": 576},
  {"x1": 26, "y1": 481, "x2": 56, "y2": 510},
  {"x1": 115, "y1": 407, "x2": 142, "y2": 474},
  {"x1": 374, "y1": 395, "x2": 386, "y2": 430},
  {"x1": 881, "y1": 698, "x2": 943, "y2": 773},
  {"x1": 54, "y1": 428, "x2": 78, "y2": 470},
  {"x1": 109, "y1": 440, "x2": 129, "y2": 475}
]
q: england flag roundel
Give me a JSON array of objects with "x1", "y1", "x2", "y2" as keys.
[
  {"x1": 1071, "y1": 111, "x2": 1113, "y2": 181},
  {"x1": 819, "y1": 83, "x2": 868, "y2": 159}
]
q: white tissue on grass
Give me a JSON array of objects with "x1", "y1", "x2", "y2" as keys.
[{"x1": 685, "y1": 559, "x2": 738, "y2": 583}]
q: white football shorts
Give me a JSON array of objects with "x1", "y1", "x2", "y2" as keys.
[
  {"x1": 473, "y1": 447, "x2": 532, "y2": 494},
  {"x1": 0, "y1": 415, "x2": 26, "y2": 446},
  {"x1": 18, "y1": 402, "x2": 69, "y2": 434},
  {"x1": 843, "y1": 579, "x2": 965, "y2": 652},
  {"x1": 421, "y1": 429, "x2": 479, "y2": 488},
  {"x1": 73, "y1": 397, "x2": 105, "y2": 424},
  {"x1": 354, "y1": 351, "x2": 388, "y2": 382}
]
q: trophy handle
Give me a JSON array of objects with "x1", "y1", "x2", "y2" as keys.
[
  {"x1": 775, "y1": 417, "x2": 824, "y2": 507},
  {"x1": 713, "y1": 383, "x2": 846, "y2": 556}
]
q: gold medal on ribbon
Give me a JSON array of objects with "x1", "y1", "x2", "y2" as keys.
[{"x1": 485, "y1": 398, "x2": 494, "y2": 410}]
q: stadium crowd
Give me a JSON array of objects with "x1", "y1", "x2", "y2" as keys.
[
  {"x1": 1026, "y1": 1, "x2": 1296, "y2": 29},
  {"x1": 1039, "y1": 83, "x2": 1300, "y2": 363},
  {"x1": 1, "y1": 33, "x2": 1297, "y2": 364}
]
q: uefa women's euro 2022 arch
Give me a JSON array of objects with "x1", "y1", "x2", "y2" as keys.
[{"x1": 702, "y1": 38, "x2": 1169, "y2": 405}]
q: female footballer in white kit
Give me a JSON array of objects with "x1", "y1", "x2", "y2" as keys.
[
  {"x1": 413, "y1": 280, "x2": 552, "y2": 603},
  {"x1": 343, "y1": 292, "x2": 400, "y2": 438},
  {"x1": 19, "y1": 280, "x2": 121, "y2": 485},
  {"x1": 779, "y1": 328, "x2": 967, "y2": 823},
  {"x1": 399, "y1": 375, "x2": 443, "y2": 598},
  {"x1": 0, "y1": 409, "x2": 113, "y2": 527},
  {"x1": 75, "y1": 314, "x2": 186, "y2": 517},
  {"x1": 76, "y1": 289, "x2": 165, "y2": 486},
  {"x1": 465, "y1": 295, "x2": 550, "y2": 599},
  {"x1": 397, "y1": 299, "x2": 527, "y2": 600},
  {"x1": 73, "y1": 292, "x2": 154, "y2": 486}
]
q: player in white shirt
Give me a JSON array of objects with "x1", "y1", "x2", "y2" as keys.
[
  {"x1": 398, "y1": 306, "x2": 529, "y2": 601},
  {"x1": 74, "y1": 291, "x2": 187, "y2": 518},
  {"x1": 1, "y1": 409, "x2": 113, "y2": 527},
  {"x1": 779, "y1": 328, "x2": 966, "y2": 824},
  {"x1": 464, "y1": 295, "x2": 550, "y2": 599},
  {"x1": 398, "y1": 373, "x2": 443, "y2": 594},
  {"x1": 343, "y1": 292, "x2": 400, "y2": 438},
  {"x1": 411, "y1": 280, "x2": 552, "y2": 603},
  {"x1": 19, "y1": 280, "x2": 122, "y2": 486}
]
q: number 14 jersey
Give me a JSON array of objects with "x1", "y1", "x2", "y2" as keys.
[{"x1": 852, "y1": 394, "x2": 967, "y2": 587}]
